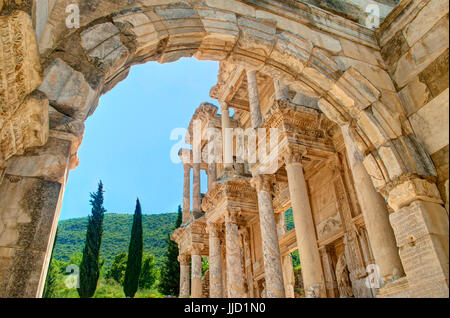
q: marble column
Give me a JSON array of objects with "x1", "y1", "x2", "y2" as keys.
[
  {"x1": 275, "y1": 212, "x2": 296, "y2": 298},
  {"x1": 241, "y1": 228, "x2": 255, "y2": 298},
  {"x1": 183, "y1": 164, "x2": 191, "y2": 223},
  {"x1": 192, "y1": 163, "x2": 201, "y2": 212},
  {"x1": 246, "y1": 70, "x2": 263, "y2": 128},
  {"x1": 283, "y1": 148, "x2": 326, "y2": 298},
  {"x1": 191, "y1": 244, "x2": 203, "y2": 298},
  {"x1": 178, "y1": 254, "x2": 190, "y2": 298},
  {"x1": 274, "y1": 79, "x2": 289, "y2": 101},
  {"x1": 220, "y1": 102, "x2": 233, "y2": 170},
  {"x1": 225, "y1": 208, "x2": 246, "y2": 297},
  {"x1": 208, "y1": 163, "x2": 217, "y2": 190},
  {"x1": 207, "y1": 223, "x2": 223, "y2": 298},
  {"x1": 341, "y1": 124, "x2": 404, "y2": 282},
  {"x1": 251, "y1": 174, "x2": 285, "y2": 297}
]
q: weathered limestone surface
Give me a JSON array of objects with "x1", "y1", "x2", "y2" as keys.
[
  {"x1": 207, "y1": 223, "x2": 222, "y2": 298},
  {"x1": 0, "y1": 11, "x2": 47, "y2": 166},
  {"x1": 191, "y1": 248, "x2": 203, "y2": 298},
  {"x1": 182, "y1": 164, "x2": 191, "y2": 223},
  {"x1": 246, "y1": 70, "x2": 263, "y2": 128},
  {"x1": 284, "y1": 151, "x2": 326, "y2": 298},
  {"x1": 178, "y1": 254, "x2": 190, "y2": 298},
  {"x1": 342, "y1": 125, "x2": 404, "y2": 282},
  {"x1": 0, "y1": 175, "x2": 63, "y2": 298},
  {"x1": 224, "y1": 209, "x2": 245, "y2": 298},
  {"x1": 251, "y1": 174, "x2": 285, "y2": 298},
  {"x1": 0, "y1": 0, "x2": 448, "y2": 299}
]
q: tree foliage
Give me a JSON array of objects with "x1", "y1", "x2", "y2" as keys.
[
  {"x1": 77, "y1": 181, "x2": 106, "y2": 298},
  {"x1": 43, "y1": 229, "x2": 59, "y2": 298},
  {"x1": 53, "y1": 213, "x2": 178, "y2": 268},
  {"x1": 123, "y1": 199, "x2": 143, "y2": 298},
  {"x1": 139, "y1": 254, "x2": 159, "y2": 289},
  {"x1": 158, "y1": 205, "x2": 182, "y2": 296},
  {"x1": 105, "y1": 252, "x2": 128, "y2": 284}
]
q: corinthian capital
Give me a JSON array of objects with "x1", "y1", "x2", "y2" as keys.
[
  {"x1": 178, "y1": 254, "x2": 190, "y2": 265},
  {"x1": 250, "y1": 174, "x2": 274, "y2": 193},
  {"x1": 282, "y1": 145, "x2": 307, "y2": 166},
  {"x1": 206, "y1": 222, "x2": 222, "y2": 236},
  {"x1": 224, "y1": 207, "x2": 241, "y2": 224},
  {"x1": 191, "y1": 243, "x2": 204, "y2": 255}
]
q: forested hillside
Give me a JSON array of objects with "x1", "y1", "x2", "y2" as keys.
[{"x1": 54, "y1": 213, "x2": 177, "y2": 269}]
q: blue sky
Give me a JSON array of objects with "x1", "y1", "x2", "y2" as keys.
[{"x1": 59, "y1": 58, "x2": 219, "y2": 220}]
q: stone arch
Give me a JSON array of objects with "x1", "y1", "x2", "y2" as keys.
[
  {"x1": 37, "y1": 1, "x2": 440, "y2": 204},
  {"x1": 0, "y1": 0, "x2": 447, "y2": 298}
]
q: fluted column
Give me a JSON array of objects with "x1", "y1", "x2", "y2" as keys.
[
  {"x1": 183, "y1": 164, "x2": 191, "y2": 223},
  {"x1": 246, "y1": 70, "x2": 262, "y2": 128},
  {"x1": 192, "y1": 163, "x2": 201, "y2": 212},
  {"x1": 178, "y1": 254, "x2": 190, "y2": 298},
  {"x1": 283, "y1": 147, "x2": 326, "y2": 298},
  {"x1": 207, "y1": 223, "x2": 223, "y2": 298},
  {"x1": 191, "y1": 244, "x2": 203, "y2": 298},
  {"x1": 225, "y1": 208, "x2": 246, "y2": 297},
  {"x1": 341, "y1": 124, "x2": 404, "y2": 282},
  {"x1": 274, "y1": 79, "x2": 289, "y2": 101},
  {"x1": 275, "y1": 212, "x2": 296, "y2": 298},
  {"x1": 220, "y1": 102, "x2": 233, "y2": 170},
  {"x1": 251, "y1": 174, "x2": 285, "y2": 297}
]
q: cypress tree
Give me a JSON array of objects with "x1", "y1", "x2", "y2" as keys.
[
  {"x1": 159, "y1": 205, "x2": 182, "y2": 296},
  {"x1": 77, "y1": 181, "x2": 106, "y2": 298},
  {"x1": 123, "y1": 198, "x2": 143, "y2": 298}
]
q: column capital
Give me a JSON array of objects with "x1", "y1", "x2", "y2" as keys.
[
  {"x1": 219, "y1": 100, "x2": 229, "y2": 111},
  {"x1": 282, "y1": 145, "x2": 307, "y2": 166},
  {"x1": 191, "y1": 243, "x2": 204, "y2": 255},
  {"x1": 387, "y1": 177, "x2": 443, "y2": 211},
  {"x1": 224, "y1": 207, "x2": 241, "y2": 224},
  {"x1": 179, "y1": 148, "x2": 192, "y2": 165},
  {"x1": 250, "y1": 174, "x2": 274, "y2": 193},
  {"x1": 178, "y1": 254, "x2": 190, "y2": 265},
  {"x1": 206, "y1": 222, "x2": 222, "y2": 236}
]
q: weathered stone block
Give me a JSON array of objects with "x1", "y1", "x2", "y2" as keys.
[
  {"x1": 39, "y1": 58, "x2": 97, "y2": 121},
  {"x1": 363, "y1": 152, "x2": 388, "y2": 189},
  {"x1": 390, "y1": 200, "x2": 448, "y2": 247},
  {"x1": 403, "y1": 0, "x2": 449, "y2": 47},
  {"x1": 380, "y1": 30, "x2": 409, "y2": 74},
  {"x1": 372, "y1": 101, "x2": 402, "y2": 140},
  {"x1": 398, "y1": 76, "x2": 431, "y2": 117},
  {"x1": 388, "y1": 178, "x2": 443, "y2": 211},
  {"x1": 430, "y1": 144, "x2": 449, "y2": 203},
  {"x1": 409, "y1": 88, "x2": 449, "y2": 155},
  {"x1": 340, "y1": 37, "x2": 384, "y2": 67},
  {"x1": 80, "y1": 22, "x2": 129, "y2": 73},
  {"x1": 357, "y1": 110, "x2": 389, "y2": 149},
  {"x1": 235, "y1": 16, "x2": 276, "y2": 67},
  {"x1": 0, "y1": 10, "x2": 42, "y2": 121},
  {"x1": 317, "y1": 98, "x2": 349, "y2": 126},
  {"x1": 394, "y1": 15, "x2": 449, "y2": 88},
  {"x1": 335, "y1": 57, "x2": 396, "y2": 92},
  {"x1": 0, "y1": 92, "x2": 49, "y2": 163},
  {"x1": 418, "y1": 48, "x2": 449, "y2": 98},
  {"x1": 5, "y1": 136, "x2": 71, "y2": 183},
  {"x1": 269, "y1": 31, "x2": 312, "y2": 75}
]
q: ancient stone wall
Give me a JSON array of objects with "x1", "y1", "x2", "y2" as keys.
[
  {"x1": 378, "y1": 0, "x2": 449, "y2": 207},
  {"x1": 0, "y1": 0, "x2": 448, "y2": 298}
]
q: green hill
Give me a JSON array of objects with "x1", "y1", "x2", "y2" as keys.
[{"x1": 53, "y1": 212, "x2": 178, "y2": 269}]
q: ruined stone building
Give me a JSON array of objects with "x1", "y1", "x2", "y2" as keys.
[{"x1": 0, "y1": 0, "x2": 448, "y2": 298}]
